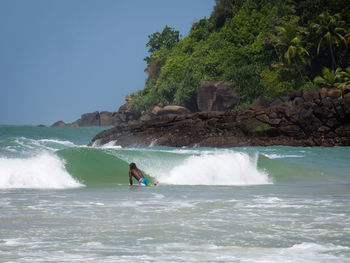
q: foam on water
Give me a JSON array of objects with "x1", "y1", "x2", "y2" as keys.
[
  {"x1": 99, "y1": 140, "x2": 122, "y2": 149},
  {"x1": 0, "y1": 153, "x2": 83, "y2": 189},
  {"x1": 147, "y1": 151, "x2": 271, "y2": 185},
  {"x1": 263, "y1": 153, "x2": 304, "y2": 159},
  {"x1": 37, "y1": 138, "x2": 77, "y2": 147}
]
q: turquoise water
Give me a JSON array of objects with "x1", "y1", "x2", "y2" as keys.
[{"x1": 1, "y1": 126, "x2": 350, "y2": 262}]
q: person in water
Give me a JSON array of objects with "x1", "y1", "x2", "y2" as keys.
[
  {"x1": 129, "y1": 163, "x2": 159, "y2": 186},
  {"x1": 129, "y1": 162, "x2": 149, "y2": 186}
]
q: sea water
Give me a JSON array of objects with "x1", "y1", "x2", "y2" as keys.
[{"x1": 1, "y1": 125, "x2": 350, "y2": 262}]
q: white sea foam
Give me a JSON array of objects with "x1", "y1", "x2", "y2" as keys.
[
  {"x1": 91, "y1": 139, "x2": 101, "y2": 147},
  {"x1": 92, "y1": 140, "x2": 122, "y2": 149},
  {"x1": 0, "y1": 153, "x2": 83, "y2": 189},
  {"x1": 100, "y1": 140, "x2": 122, "y2": 149},
  {"x1": 263, "y1": 153, "x2": 304, "y2": 159},
  {"x1": 1, "y1": 137, "x2": 78, "y2": 156},
  {"x1": 149, "y1": 139, "x2": 158, "y2": 147},
  {"x1": 3, "y1": 238, "x2": 26, "y2": 246},
  {"x1": 37, "y1": 138, "x2": 77, "y2": 147},
  {"x1": 149, "y1": 152, "x2": 271, "y2": 185}
]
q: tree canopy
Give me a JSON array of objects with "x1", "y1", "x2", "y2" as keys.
[{"x1": 130, "y1": 0, "x2": 350, "y2": 114}]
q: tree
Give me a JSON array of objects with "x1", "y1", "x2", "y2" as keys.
[
  {"x1": 314, "y1": 67, "x2": 343, "y2": 88},
  {"x1": 273, "y1": 23, "x2": 309, "y2": 79},
  {"x1": 144, "y1": 26, "x2": 181, "y2": 81},
  {"x1": 312, "y1": 11, "x2": 347, "y2": 70},
  {"x1": 211, "y1": 0, "x2": 237, "y2": 29},
  {"x1": 145, "y1": 26, "x2": 180, "y2": 61}
]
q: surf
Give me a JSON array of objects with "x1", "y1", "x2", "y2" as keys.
[
  {"x1": 57, "y1": 147, "x2": 271, "y2": 186},
  {"x1": 0, "y1": 153, "x2": 83, "y2": 189},
  {"x1": 0, "y1": 126, "x2": 347, "y2": 189}
]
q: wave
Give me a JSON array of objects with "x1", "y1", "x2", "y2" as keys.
[
  {"x1": 56, "y1": 147, "x2": 131, "y2": 187},
  {"x1": 0, "y1": 153, "x2": 83, "y2": 189},
  {"x1": 257, "y1": 154, "x2": 332, "y2": 183},
  {"x1": 0, "y1": 130, "x2": 338, "y2": 188},
  {"x1": 149, "y1": 151, "x2": 271, "y2": 185},
  {"x1": 57, "y1": 147, "x2": 271, "y2": 186},
  {"x1": 0, "y1": 137, "x2": 79, "y2": 158},
  {"x1": 59, "y1": 146, "x2": 336, "y2": 187}
]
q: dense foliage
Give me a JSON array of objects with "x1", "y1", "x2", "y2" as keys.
[{"x1": 130, "y1": 0, "x2": 350, "y2": 113}]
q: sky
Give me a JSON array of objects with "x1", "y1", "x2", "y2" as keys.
[{"x1": 0, "y1": 0, "x2": 215, "y2": 125}]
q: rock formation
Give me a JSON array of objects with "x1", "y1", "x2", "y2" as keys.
[
  {"x1": 74, "y1": 111, "x2": 101, "y2": 127},
  {"x1": 197, "y1": 81, "x2": 238, "y2": 111},
  {"x1": 90, "y1": 87, "x2": 350, "y2": 147},
  {"x1": 51, "y1": 102, "x2": 191, "y2": 127},
  {"x1": 154, "y1": 105, "x2": 191, "y2": 116},
  {"x1": 51, "y1": 121, "x2": 67, "y2": 127}
]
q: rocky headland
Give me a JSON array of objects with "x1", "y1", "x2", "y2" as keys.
[
  {"x1": 51, "y1": 103, "x2": 138, "y2": 127},
  {"x1": 51, "y1": 81, "x2": 239, "y2": 127},
  {"x1": 90, "y1": 84, "x2": 350, "y2": 147}
]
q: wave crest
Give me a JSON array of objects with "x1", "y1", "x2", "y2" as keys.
[
  {"x1": 149, "y1": 152, "x2": 271, "y2": 185},
  {"x1": 0, "y1": 153, "x2": 83, "y2": 189}
]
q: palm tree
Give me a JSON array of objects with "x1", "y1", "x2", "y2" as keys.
[
  {"x1": 314, "y1": 67, "x2": 343, "y2": 88},
  {"x1": 312, "y1": 11, "x2": 347, "y2": 70},
  {"x1": 274, "y1": 24, "x2": 309, "y2": 79}
]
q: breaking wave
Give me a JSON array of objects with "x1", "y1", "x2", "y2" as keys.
[
  {"x1": 0, "y1": 153, "x2": 83, "y2": 189},
  {"x1": 1, "y1": 125, "x2": 341, "y2": 188}
]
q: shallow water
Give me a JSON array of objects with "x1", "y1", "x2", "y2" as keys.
[
  {"x1": 2, "y1": 185, "x2": 350, "y2": 262},
  {"x1": 1, "y1": 126, "x2": 350, "y2": 262}
]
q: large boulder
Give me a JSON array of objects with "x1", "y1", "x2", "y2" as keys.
[
  {"x1": 116, "y1": 100, "x2": 140, "y2": 122},
  {"x1": 197, "y1": 81, "x2": 238, "y2": 112},
  {"x1": 342, "y1": 85, "x2": 350, "y2": 95},
  {"x1": 327, "y1": 88, "x2": 342, "y2": 99},
  {"x1": 250, "y1": 98, "x2": 270, "y2": 109}
]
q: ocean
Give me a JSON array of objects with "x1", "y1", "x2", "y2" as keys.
[{"x1": 1, "y1": 125, "x2": 350, "y2": 262}]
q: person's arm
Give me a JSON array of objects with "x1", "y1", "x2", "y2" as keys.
[{"x1": 129, "y1": 170, "x2": 133, "y2": 186}]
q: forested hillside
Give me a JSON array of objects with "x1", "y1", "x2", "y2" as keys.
[{"x1": 129, "y1": 0, "x2": 350, "y2": 113}]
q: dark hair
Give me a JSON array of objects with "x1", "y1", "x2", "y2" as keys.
[{"x1": 129, "y1": 163, "x2": 136, "y2": 169}]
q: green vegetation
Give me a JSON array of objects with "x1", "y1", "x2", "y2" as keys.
[
  {"x1": 314, "y1": 66, "x2": 350, "y2": 88},
  {"x1": 130, "y1": 0, "x2": 350, "y2": 114}
]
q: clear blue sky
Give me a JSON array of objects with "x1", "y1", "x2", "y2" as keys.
[{"x1": 0, "y1": 0, "x2": 215, "y2": 125}]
